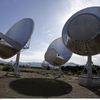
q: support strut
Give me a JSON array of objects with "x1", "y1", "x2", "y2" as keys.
[{"x1": 86, "y1": 55, "x2": 93, "y2": 78}]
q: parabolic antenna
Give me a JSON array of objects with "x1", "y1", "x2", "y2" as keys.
[
  {"x1": 62, "y1": 7, "x2": 100, "y2": 41},
  {"x1": 45, "y1": 38, "x2": 72, "y2": 66},
  {"x1": 62, "y1": 7, "x2": 100, "y2": 56},
  {"x1": 62, "y1": 7, "x2": 100, "y2": 87},
  {"x1": 0, "y1": 18, "x2": 34, "y2": 59}
]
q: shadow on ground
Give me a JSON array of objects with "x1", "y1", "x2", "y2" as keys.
[
  {"x1": 88, "y1": 87, "x2": 100, "y2": 97},
  {"x1": 9, "y1": 78, "x2": 72, "y2": 97}
]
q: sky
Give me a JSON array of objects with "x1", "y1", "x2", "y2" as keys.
[{"x1": 0, "y1": 0, "x2": 100, "y2": 65}]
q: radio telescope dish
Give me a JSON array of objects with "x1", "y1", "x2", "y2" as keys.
[
  {"x1": 62, "y1": 7, "x2": 100, "y2": 87},
  {"x1": 0, "y1": 18, "x2": 34, "y2": 59},
  {"x1": 62, "y1": 7, "x2": 100, "y2": 56},
  {"x1": 45, "y1": 38, "x2": 72, "y2": 66},
  {"x1": 62, "y1": 7, "x2": 100, "y2": 41}
]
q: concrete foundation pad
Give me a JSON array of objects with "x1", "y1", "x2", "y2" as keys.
[{"x1": 79, "y1": 74, "x2": 100, "y2": 88}]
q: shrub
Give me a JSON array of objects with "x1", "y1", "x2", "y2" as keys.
[{"x1": 2, "y1": 66, "x2": 14, "y2": 71}]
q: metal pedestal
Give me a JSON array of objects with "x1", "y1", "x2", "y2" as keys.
[
  {"x1": 79, "y1": 55, "x2": 100, "y2": 87},
  {"x1": 5, "y1": 52, "x2": 20, "y2": 77}
]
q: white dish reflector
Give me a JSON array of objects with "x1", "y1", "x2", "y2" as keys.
[
  {"x1": 45, "y1": 38, "x2": 72, "y2": 66},
  {"x1": 0, "y1": 18, "x2": 34, "y2": 59}
]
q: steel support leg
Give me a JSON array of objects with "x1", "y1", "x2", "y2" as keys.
[
  {"x1": 86, "y1": 55, "x2": 93, "y2": 78},
  {"x1": 14, "y1": 51, "x2": 20, "y2": 77}
]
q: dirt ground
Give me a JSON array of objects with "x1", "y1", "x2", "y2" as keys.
[{"x1": 0, "y1": 70, "x2": 99, "y2": 98}]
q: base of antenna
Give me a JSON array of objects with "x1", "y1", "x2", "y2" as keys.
[
  {"x1": 79, "y1": 74, "x2": 100, "y2": 88},
  {"x1": 5, "y1": 72, "x2": 20, "y2": 78},
  {"x1": 4, "y1": 52, "x2": 21, "y2": 78}
]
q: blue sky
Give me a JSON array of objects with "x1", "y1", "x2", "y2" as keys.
[{"x1": 0, "y1": 0, "x2": 100, "y2": 65}]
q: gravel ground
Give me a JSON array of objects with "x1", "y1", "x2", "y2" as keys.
[{"x1": 0, "y1": 70, "x2": 99, "y2": 98}]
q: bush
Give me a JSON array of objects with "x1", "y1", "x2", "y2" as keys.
[{"x1": 2, "y1": 66, "x2": 14, "y2": 71}]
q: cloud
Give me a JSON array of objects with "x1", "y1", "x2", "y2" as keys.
[
  {"x1": 1, "y1": 51, "x2": 44, "y2": 63},
  {"x1": 48, "y1": 33, "x2": 54, "y2": 37},
  {"x1": 53, "y1": 0, "x2": 100, "y2": 33},
  {"x1": 68, "y1": 54, "x2": 87, "y2": 65},
  {"x1": 68, "y1": 54, "x2": 100, "y2": 66},
  {"x1": 20, "y1": 50, "x2": 45, "y2": 62},
  {"x1": 93, "y1": 54, "x2": 100, "y2": 65},
  {"x1": 18, "y1": 41, "x2": 49, "y2": 62},
  {"x1": 64, "y1": 0, "x2": 100, "y2": 20}
]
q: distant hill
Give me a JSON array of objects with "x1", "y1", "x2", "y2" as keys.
[
  {"x1": 19, "y1": 62, "x2": 42, "y2": 67},
  {"x1": 62, "y1": 62, "x2": 79, "y2": 67},
  {"x1": 0, "y1": 60, "x2": 42, "y2": 68}
]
